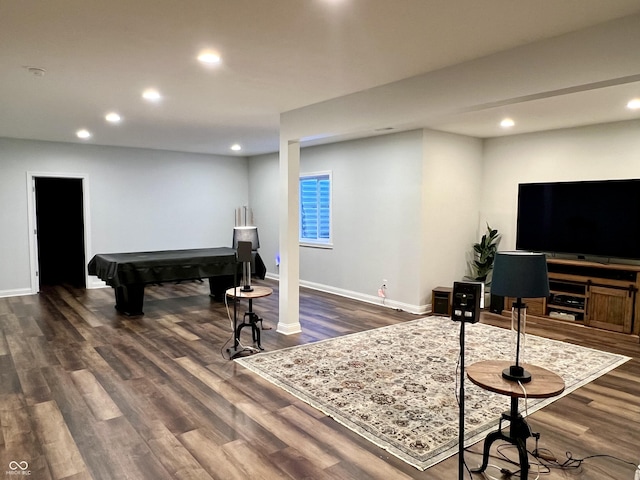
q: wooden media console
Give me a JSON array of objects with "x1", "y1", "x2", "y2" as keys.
[{"x1": 502, "y1": 258, "x2": 640, "y2": 335}]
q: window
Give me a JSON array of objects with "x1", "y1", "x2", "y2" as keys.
[{"x1": 300, "y1": 172, "x2": 332, "y2": 246}]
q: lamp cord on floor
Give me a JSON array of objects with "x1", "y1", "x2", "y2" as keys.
[{"x1": 466, "y1": 441, "x2": 638, "y2": 478}]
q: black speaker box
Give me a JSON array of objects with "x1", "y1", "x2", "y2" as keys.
[
  {"x1": 490, "y1": 294, "x2": 504, "y2": 314},
  {"x1": 237, "y1": 241, "x2": 253, "y2": 263},
  {"x1": 452, "y1": 281, "x2": 482, "y2": 323}
]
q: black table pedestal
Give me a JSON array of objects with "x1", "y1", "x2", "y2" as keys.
[
  {"x1": 114, "y1": 284, "x2": 145, "y2": 316},
  {"x1": 471, "y1": 397, "x2": 531, "y2": 479}
]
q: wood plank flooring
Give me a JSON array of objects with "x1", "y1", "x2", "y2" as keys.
[{"x1": 1, "y1": 279, "x2": 638, "y2": 479}]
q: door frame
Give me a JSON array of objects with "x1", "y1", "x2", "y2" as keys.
[{"x1": 26, "y1": 171, "x2": 93, "y2": 293}]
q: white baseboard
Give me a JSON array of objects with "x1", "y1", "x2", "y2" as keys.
[
  {"x1": 87, "y1": 278, "x2": 108, "y2": 289},
  {"x1": 276, "y1": 322, "x2": 303, "y2": 335},
  {"x1": 3, "y1": 275, "x2": 431, "y2": 315},
  {"x1": 264, "y1": 273, "x2": 428, "y2": 315},
  {"x1": 0, "y1": 287, "x2": 34, "y2": 298}
]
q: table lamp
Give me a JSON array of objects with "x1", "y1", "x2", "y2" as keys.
[
  {"x1": 491, "y1": 251, "x2": 549, "y2": 383},
  {"x1": 233, "y1": 226, "x2": 260, "y2": 292}
]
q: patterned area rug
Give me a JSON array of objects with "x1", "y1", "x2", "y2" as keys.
[{"x1": 236, "y1": 317, "x2": 629, "y2": 471}]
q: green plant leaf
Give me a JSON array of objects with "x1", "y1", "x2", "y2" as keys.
[{"x1": 470, "y1": 224, "x2": 501, "y2": 282}]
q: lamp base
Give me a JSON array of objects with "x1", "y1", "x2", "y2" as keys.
[
  {"x1": 240, "y1": 285, "x2": 254, "y2": 292},
  {"x1": 502, "y1": 365, "x2": 532, "y2": 383}
]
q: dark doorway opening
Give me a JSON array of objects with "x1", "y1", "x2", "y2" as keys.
[{"x1": 35, "y1": 177, "x2": 86, "y2": 288}]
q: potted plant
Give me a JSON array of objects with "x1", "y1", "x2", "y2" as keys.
[
  {"x1": 464, "y1": 224, "x2": 501, "y2": 308},
  {"x1": 471, "y1": 224, "x2": 501, "y2": 284}
]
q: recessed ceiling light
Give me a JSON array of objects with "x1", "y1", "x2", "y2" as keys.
[
  {"x1": 500, "y1": 118, "x2": 515, "y2": 128},
  {"x1": 142, "y1": 88, "x2": 162, "y2": 102},
  {"x1": 105, "y1": 112, "x2": 122, "y2": 123},
  {"x1": 76, "y1": 129, "x2": 91, "y2": 139},
  {"x1": 230, "y1": 144, "x2": 242, "y2": 151},
  {"x1": 627, "y1": 98, "x2": 640, "y2": 110},
  {"x1": 197, "y1": 51, "x2": 222, "y2": 65}
]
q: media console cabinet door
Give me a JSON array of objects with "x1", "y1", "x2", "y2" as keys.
[
  {"x1": 587, "y1": 286, "x2": 634, "y2": 333},
  {"x1": 503, "y1": 296, "x2": 545, "y2": 316}
]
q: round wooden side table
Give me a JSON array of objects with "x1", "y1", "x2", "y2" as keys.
[
  {"x1": 226, "y1": 286, "x2": 273, "y2": 356},
  {"x1": 466, "y1": 360, "x2": 565, "y2": 478}
]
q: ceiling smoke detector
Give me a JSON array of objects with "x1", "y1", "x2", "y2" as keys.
[{"x1": 25, "y1": 66, "x2": 46, "y2": 77}]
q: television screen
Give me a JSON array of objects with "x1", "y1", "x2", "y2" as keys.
[{"x1": 516, "y1": 179, "x2": 640, "y2": 260}]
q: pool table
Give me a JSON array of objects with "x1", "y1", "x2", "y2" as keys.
[{"x1": 88, "y1": 247, "x2": 265, "y2": 315}]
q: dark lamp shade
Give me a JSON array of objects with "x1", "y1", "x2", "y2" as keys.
[
  {"x1": 491, "y1": 251, "x2": 550, "y2": 299},
  {"x1": 232, "y1": 226, "x2": 260, "y2": 250}
]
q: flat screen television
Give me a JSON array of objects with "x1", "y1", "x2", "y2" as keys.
[{"x1": 516, "y1": 179, "x2": 640, "y2": 260}]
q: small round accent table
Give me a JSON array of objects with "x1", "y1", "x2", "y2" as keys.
[
  {"x1": 466, "y1": 360, "x2": 565, "y2": 479},
  {"x1": 226, "y1": 286, "x2": 273, "y2": 357}
]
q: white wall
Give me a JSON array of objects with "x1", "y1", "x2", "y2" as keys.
[
  {"x1": 420, "y1": 130, "x2": 484, "y2": 305},
  {"x1": 249, "y1": 129, "x2": 484, "y2": 312},
  {"x1": 0, "y1": 137, "x2": 249, "y2": 295},
  {"x1": 248, "y1": 151, "x2": 280, "y2": 273},
  {"x1": 250, "y1": 131, "x2": 424, "y2": 309},
  {"x1": 481, "y1": 119, "x2": 640, "y2": 253},
  {"x1": 300, "y1": 131, "x2": 424, "y2": 308}
]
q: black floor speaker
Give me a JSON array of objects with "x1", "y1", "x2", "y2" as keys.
[
  {"x1": 490, "y1": 294, "x2": 504, "y2": 314},
  {"x1": 433, "y1": 295, "x2": 451, "y2": 315}
]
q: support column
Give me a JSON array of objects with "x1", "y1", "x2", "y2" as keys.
[{"x1": 277, "y1": 140, "x2": 302, "y2": 335}]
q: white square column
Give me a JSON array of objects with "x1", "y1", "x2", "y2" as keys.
[{"x1": 277, "y1": 140, "x2": 302, "y2": 335}]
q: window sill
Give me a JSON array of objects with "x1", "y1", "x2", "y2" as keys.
[{"x1": 300, "y1": 242, "x2": 333, "y2": 249}]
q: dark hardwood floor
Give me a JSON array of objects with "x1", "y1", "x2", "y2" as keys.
[{"x1": 1, "y1": 279, "x2": 638, "y2": 479}]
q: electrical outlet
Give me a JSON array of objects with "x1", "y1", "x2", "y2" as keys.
[{"x1": 378, "y1": 279, "x2": 388, "y2": 298}]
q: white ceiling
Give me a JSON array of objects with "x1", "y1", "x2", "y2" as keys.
[{"x1": 1, "y1": 0, "x2": 640, "y2": 156}]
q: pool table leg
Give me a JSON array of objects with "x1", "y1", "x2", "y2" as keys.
[{"x1": 114, "y1": 284, "x2": 145, "y2": 315}]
